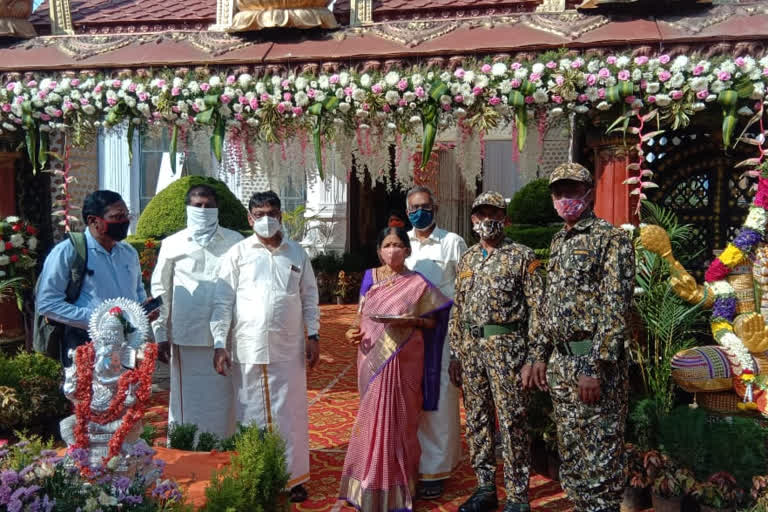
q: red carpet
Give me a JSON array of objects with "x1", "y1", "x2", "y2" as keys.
[{"x1": 145, "y1": 305, "x2": 572, "y2": 511}]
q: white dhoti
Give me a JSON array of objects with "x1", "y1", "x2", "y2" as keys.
[
  {"x1": 233, "y1": 356, "x2": 310, "y2": 488},
  {"x1": 169, "y1": 344, "x2": 235, "y2": 439},
  {"x1": 418, "y1": 338, "x2": 462, "y2": 481}
]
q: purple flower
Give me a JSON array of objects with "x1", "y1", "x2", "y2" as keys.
[
  {"x1": 0, "y1": 484, "x2": 12, "y2": 505},
  {"x1": 733, "y1": 228, "x2": 763, "y2": 252},
  {"x1": 123, "y1": 495, "x2": 143, "y2": 504},
  {"x1": 114, "y1": 476, "x2": 132, "y2": 491},
  {"x1": 8, "y1": 498, "x2": 21, "y2": 512},
  {"x1": 1, "y1": 470, "x2": 19, "y2": 487},
  {"x1": 713, "y1": 297, "x2": 738, "y2": 321}
]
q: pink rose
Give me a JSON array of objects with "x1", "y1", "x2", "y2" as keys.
[
  {"x1": 529, "y1": 73, "x2": 541, "y2": 82},
  {"x1": 597, "y1": 88, "x2": 606, "y2": 99},
  {"x1": 171, "y1": 87, "x2": 181, "y2": 96},
  {"x1": 5, "y1": 82, "x2": 15, "y2": 91},
  {"x1": 397, "y1": 79, "x2": 408, "y2": 91},
  {"x1": 107, "y1": 97, "x2": 117, "y2": 106},
  {"x1": 571, "y1": 60, "x2": 582, "y2": 69},
  {"x1": 625, "y1": 95, "x2": 637, "y2": 104},
  {"x1": 578, "y1": 94, "x2": 588, "y2": 103},
  {"x1": 79, "y1": 98, "x2": 89, "y2": 106},
  {"x1": 361, "y1": 103, "x2": 370, "y2": 111},
  {"x1": 511, "y1": 62, "x2": 522, "y2": 70},
  {"x1": 53, "y1": 109, "x2": 62, "y2": 117},
  {"x1": 292, "y1": 106, "x2": 303, "y2": 115},
  {"x1": 200, "y1": 83, "x2": 210, "y2": 92},
  {"x1": 659, "y1": 54, "x2": 670, "y2": 64},
  {"x1": 647, "y1": 95, "x2": 656, "y2": 103},
  {"x1": 555, "y1": 75, "x2": 564, "y2": 86},
  {"x1": 454, "y1": 95, "x2": 464, "y2": 103},
  {"x1": 586, "y1": 74, "x2": 597, "y2": 86},
  {"x1": 1, "y1": 104, "x2": 10, "y2": 112},
  {"x1": 371, "y1": 84, "x2": 383, "y2": 94},
  {"x1": 442, "y1": 103, "x2": 451, "y2": 111},
  {"x1": 40, "y1": 114, "x2": 51, "y2": 121},
  {"x1": 718, "y1": 71, "x2": 731, "y2": 81},
  {"x1": 618, "y1": 70, "x2": 630, "y2": 81},
  {"x1": 763, "y1": 68, "x2": 768, "y2": 76},
  {"x1": 128, "y1": 83, "x2": 137, "y2": 92},
  {"x1": 138, "y1": 92, "x2": 149, "y2": 102},
  {"x1": 283, "y1": 92, "x2": 292, "y2": 102},
  {"x1": 693, "y1": 65, "x2": 704, "y2": 76},
  {"x1": 415, "y1": 86, "x2": 425, "y2": 98},
  {"x1": 307, "y1": 88, "x2": 316, "y2": 98},
  {"x1": 235, "y1": 113, "x2": 243, "y2": 121},
  {"x1": 658, "y1": 71, "x2": 671, "y2": 82},
  {"x1": 454, "y1": 68, "x2": 465, "y2": 79},
  {"x1": 281, "y1": 79, "x2": 290, "y2": 89},
  {"x1": 606, "y1": 56, "x2": 617, "y2": 65},
  {"x1": 598, "y1": 68, "x2": 611, "y2": 79},
  {"x1": 249, "y1": 98, "x2": 259, "y2": 110},
  {"x1": 735, "y1": 57, "x2": 746, "y2": 67},
  {"x1": 488, "y1": 96, "x2": 501, "y2": 106},
  {"x1": 634, "y1": 56, "x2": 649, "y2": 66},
  {"x1": 399, "y1": 98, "x2": 408, "y2": 107},
  {"x1": 382, "y1": 104, "x2": 391, "y2": 112},
  {"x1": 552, "y1": 95, "x2": 563, "y2": 104},
  {"x1": 239, "y1": 95, "x2": 248, "y2": 104},
  {"x1": 112, "y1": 80, "x2": 122, "y2": 88},
  {"x1": 227, "y1": 75, "x2": 236, "y2": 85},
  {"x1": 171, "y1": 106, "x2": 180, "y2": 113},
  {"x1": 14, "y1": 97, "x2": 23, "y2": 104},
  {"x1": 481, "y1": 64, "x2": 492, "y2": 73},
  {"x1": 49, "y1": 81, "x2": 57, "y2": 89},
  {"x1": 37, "y1": 91, "x2": 46, "y2": 99},
  {"x1": 26, "y1": 80, "x2": 37, "y2": 87},
  {"x1": 71, "y1": 79, "x2": 80, "y2": 87},
  {"x1": 276, "y1": 103, "x2": 286, "y2": 114},
  {"x1": 546, "y1": 61, "x2": 557, "y2": 69},
  {"x1": 329, "y1": 74, "x2": 340, "y2": 84},
  {"x1": 696, "y1": 90, "x2": 709, "y2": 100},
  {"x1": 93, "y1": 85, "x2": 102, "y2": 93},
  {"x1": 640, "y1": 79, "x2": 648, "y2": 89},
  {"x1": 343, "y1": 87, "x2": 353, "y2": 97},
  {"x1": 472, "y1": 86, "x2": 483, "y2": 96},
  {"x1": 220, "y1": 94, "x2": 231, "y2": 104},
  {"x1": 260, "y1": 93, "x2": 270, "y2": 102},
  {"x1": 191, "y1": 103, "x2": 200, "y2": 112},
  {"x1": 511, "y1": 79, "x2": 521, "y2": 88},
  {"x1": 157, "y1": 79, "x2": 166, "y2": 88},
  {"x1": 524, "y1": 96, "x2": 535, "y2": 104}
]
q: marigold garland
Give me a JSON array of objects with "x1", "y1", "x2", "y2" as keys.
[{"x1": 72, "y1": 341, "x2": 158, "y2": 464}]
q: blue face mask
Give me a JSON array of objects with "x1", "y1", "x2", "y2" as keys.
[{"x1": 408, "y1": 208, "x2": 434, "y2": 230}]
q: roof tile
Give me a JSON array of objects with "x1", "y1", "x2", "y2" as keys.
[{"x1": 30, "y1": 0, "x2": 216, "y2": 26}]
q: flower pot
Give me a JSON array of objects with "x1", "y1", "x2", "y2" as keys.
[
  {"x1": 621, "y1": 486, "x2": 651, "y2": 512},
  {"x1": 651, "y1": 494, "x2": 682, "y2": 512}
]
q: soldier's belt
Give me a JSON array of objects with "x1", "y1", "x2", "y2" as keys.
[
  {"x1": 464, "y1": 322, "x2": 520, "y2": 338},
  {"x1": 556, "y1": 339, "x2": 592, "y2": 356}
]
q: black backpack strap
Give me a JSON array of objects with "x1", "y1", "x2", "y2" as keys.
[{"x1": 64, "y1": 232, "x2": 88, "y2": 304}]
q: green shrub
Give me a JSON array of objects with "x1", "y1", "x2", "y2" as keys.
[
  {"x1": 141, "y1": 424, "x2": 159, "y2": 446},
  {"x1": 204, "y1": 423, "x2": 290, "y2": 512},
  {"x1": 168, "y1": 423, "x2": 198, "y2": 451},
  {"x1": 311, "y1": 253, "x2": 343, "y2": 275},
  {"x1": 508, "y1": 179, "x2": 560, "y2": 225},
  {"x1": 505, "y1": 225, "x2": 561, "y2": 250},
  {"x1": 0, "y1": 352, "x2": 68, "y2": 430},
  {"x1": 1, "y1": 431, "x2": 54, "y2": 471},
  {"x1": 659, "y1": 406, "x2": 768, "y2": 488},
  {"x1": 135, "y1": 176, "x2": 249, "y2": 240},
  {"x1": 196, "y1": 431, "x2": 220, "y2": 452}
]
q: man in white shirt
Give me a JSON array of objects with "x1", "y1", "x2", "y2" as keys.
[
  {"x1": 150, "y1": 184, "x2": 243, "y2": 440},
  {"x1": 404, "y1": 185, "x2": 467, "y2": 499},
  {"x1": 210, "y1": 190, "x2": 320, "y2": 503}
]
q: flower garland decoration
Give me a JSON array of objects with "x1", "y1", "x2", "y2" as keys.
[
  {"x1": 704, "y1": 103, "x2": 768, "y2": 411},
  {"x1": 72, "y1": 309, "x2": 157, "y2": 465},
  {"x1": 0, "y1": 216, "x2": 38, "y2": 280},
  {"x1": 2, "y1": 52, "x2": 767, "y2": 182}
]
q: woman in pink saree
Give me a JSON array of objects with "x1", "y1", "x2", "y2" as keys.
[{"x1": 340, "y1": 227, "x2": 452, "y2": 512}]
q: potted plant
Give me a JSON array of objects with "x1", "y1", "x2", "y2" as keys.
[
  {"x1": 623, "y1": 443, "x2": 652, "y2": 511},
  {"x1": 693, "y1": 472, "x2": 744, "y2": 512},
  {"x1": 644, "y1": 450, "x2": 695, "y2": 511},
  {"x1": 333, "y1": 270, "x2": 352, "y2": 305}
]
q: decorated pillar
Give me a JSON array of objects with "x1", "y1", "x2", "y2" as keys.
[{"x1": 588, "y1": 134, "x2": 639, "y2": 226}]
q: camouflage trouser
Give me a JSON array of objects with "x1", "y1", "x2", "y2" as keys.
[
  {"x1": 546, "y1": 351, "x2": 628, "y2": 512},
  {"x1": 459, "y1": 332, "x2": 530, "y2": 502}
]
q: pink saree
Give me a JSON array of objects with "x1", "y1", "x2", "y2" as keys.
[{"x1": 339, "y1": 270, "x2": 451, "y2": 512}]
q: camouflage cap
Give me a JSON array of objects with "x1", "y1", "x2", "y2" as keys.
[
  {"x1": 549, "y1": 162, "x2": 593, "y2": 186},
  {"x1": 471, "y1": 191, "x2": 506, "y2": 212}
]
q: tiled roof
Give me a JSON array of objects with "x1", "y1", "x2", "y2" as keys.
[
  {"x1": 30, "y1": 0, "x2": 216, "y2": 27},
  {"x1": 333, "y1": 0, "x2": 580, "y2": 15}
]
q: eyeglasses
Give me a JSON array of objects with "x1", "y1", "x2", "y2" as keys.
[
  {"x1": 406, "y1": 205, "x2": 433, "y2": 213},
  {"x1": 249, "y1": 211, "x2": 280, "y2": 220}
]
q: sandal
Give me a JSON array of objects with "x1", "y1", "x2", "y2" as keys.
[
  {"x1": 419, "y1": 480, "x2": 444, "y2": 499},
  {"x1": 290, "y1": 484, "x2": 308, "y2": 502}
]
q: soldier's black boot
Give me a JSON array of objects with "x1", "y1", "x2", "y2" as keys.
[
  {"x1": 502, "y1": 502, "x2": 530, "y2": 512},
  {"x1": 458, "y1": 485, "x2": 498, "y2": 512}
]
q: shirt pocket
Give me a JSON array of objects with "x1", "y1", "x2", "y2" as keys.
[{"x1": 274, "y1": 261, "x2": 301, "y2": 294}]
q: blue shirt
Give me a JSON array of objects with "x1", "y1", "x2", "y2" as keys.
[{"x1": 37, "y1": 228, "x2": 147, "y2": 330}]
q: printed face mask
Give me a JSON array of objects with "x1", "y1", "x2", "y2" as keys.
[
  {"x1": 380, "y1": 246, "x2": 407, "y2": 267},
  {"x1": 408, "y1": 209, "x2": 435, "y2": 230},
  {"x1": 253, "y1": 215, "x2": 282, "y2": 238},
  {"x1": 554, "y1": 192, "x2": 590, "y2": 222},
  {"x1": 472, "y1": 219, "x2": 504, "y2": 240}
]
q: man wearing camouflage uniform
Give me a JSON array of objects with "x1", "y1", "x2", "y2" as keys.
[
  {"x1": 525, "y1": 163, "x2": 635, "y2": 512},
  {"x1": 449, "y1": 191, "x2": 545, "y2": 512}
]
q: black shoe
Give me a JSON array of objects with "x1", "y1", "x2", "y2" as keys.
[
  {"x1": 418, "y1": 480, "x2": 444, "y2": 499},
  {"x1": 458, "y1": 485, "x2": 498, "y2": 512},
  {"x1": 289, "y1": 484, "x2": 308, "y2": 502},
  {"x1": 502, "y1": 502, "x2": 530, "y2": 512}
]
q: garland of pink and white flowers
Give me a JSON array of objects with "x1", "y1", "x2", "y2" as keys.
[
  {"x1": 703, "y1": 105, "x2": 768, "y2": 409},
  {"x1": 2, "y1": 52, "x2": 766, "y2": 181}
]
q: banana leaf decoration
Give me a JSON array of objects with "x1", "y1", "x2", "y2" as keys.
[
  {"x1": 507, "y1": 80, "x2": 536, "y2": 152},
  {"x1": 605, "y1": 81, "x2": 634, "y2": 104},
  {"x1": 420, "y1": 79, "x2": 448, "y2": 169},
  {"x1": 21, "y1": 100, "x2": 49, "y2": 174},
  {"x1": 169, "y1": 124, "x2": 178, "y2": 175},
  {"x1": 307, "y1": 95, "x2": 340, "y2": 180},
  {"x1": 194, "y1": 94, "x2": 225, "y2": 169},
  {"x1": 719, "y1": 90, "x2": 739, "y2": 148}
]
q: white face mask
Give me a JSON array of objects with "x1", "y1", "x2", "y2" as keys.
[
  {"x1": 253, "y1": 215, "x2": 282, "y2": 239},
  {"x1": 186, "y1": 206, "x2": 219, "y2": 246}
]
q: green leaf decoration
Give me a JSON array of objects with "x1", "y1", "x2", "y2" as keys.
[
  {"x1": 195, "y1": 108, "x2": 214, "y2": 125},
  {"x1": 421, "y1": 102, "x2": 439, "y2": 169},
  {"x1": 127, "y1": 122, "x2": 135, "y2": 163},
  {"x1": 516, "y1": 108, "x2": 528, "y2": 152},
  {"x1": 212, "y1": 116, "x2": 224, "y2": 163},
  {"x1": 25, "y1": 129, "x2": 37, "y2": 174},
  {"x1": 38, "y1": 131, "x2": 48, "y2": 170},
  {"x1": 169, "y1": 124, "x2": 178, "y2": 175}
]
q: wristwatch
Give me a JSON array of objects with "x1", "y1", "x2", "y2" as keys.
[{"x1": 308, "y1": 334, "x2": 319, "y2": 342}]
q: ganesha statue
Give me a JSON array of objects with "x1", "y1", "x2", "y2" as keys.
[
  {"x1": 60, "y1": 298, "x2": 158, "y2": 470},
  {"x1": 641, "y1": 223, "x2": 768, "y2": 415}
]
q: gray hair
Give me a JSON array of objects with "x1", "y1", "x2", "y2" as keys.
[{"x1": 405, "y1": 185, "x2": 437, "y2": 208}]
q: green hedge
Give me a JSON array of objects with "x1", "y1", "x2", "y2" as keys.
[
  {"x1": 135, "y1": 176, "x2": 249, "y2": 240},
  {"x1": 508, "y1": 179, "x2": 560, "y2": 225},
  {"x1": 505, "y1": 224, "x2": 561, "y2": 250}
]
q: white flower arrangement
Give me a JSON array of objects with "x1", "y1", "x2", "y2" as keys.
[{"x1": 719, "y1": 331, "x2": 755, "y2": 372}]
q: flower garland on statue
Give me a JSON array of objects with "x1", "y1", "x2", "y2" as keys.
[
  {"x1": 704, "y1": 134, "x2": 768, "y2": 411},
  {"x1": 72, "y1": 308, "x2": 157, "y2": 465}
]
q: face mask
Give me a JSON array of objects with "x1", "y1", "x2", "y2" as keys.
[
  {"x1": 253, "y1": 215, "x2": 281, "y2": 239},
  {"x1": 380, "y1": 247, "x2": 407, "y2": 267},
  {"x1": 554, "y1": 192, "x2": 590, "y2": 222},
  {"x1": 187, "y1": 206, "x2": 219, "y2": 246},
  {"x1": 104, "y1": 220, "x2": 130, "y2": 242},
  {"x1": 408, "y1": 209, "x2": 434, "y2": 230},
  {"x1": 473, "y1": 219, "x2": 505, "y2": 241}
]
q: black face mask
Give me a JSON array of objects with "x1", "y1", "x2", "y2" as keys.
[{"x1": 104, "y1": 220, "x2": 130, "y2": 241}]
